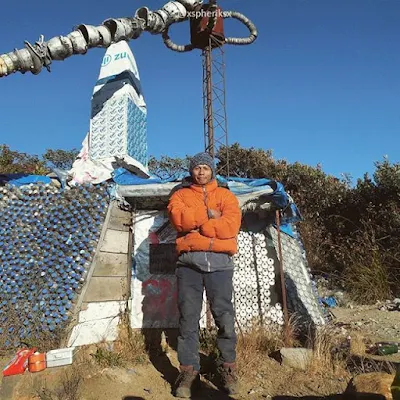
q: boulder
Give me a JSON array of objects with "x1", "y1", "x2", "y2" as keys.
[
  {"x1": 345, "y1": 372, "x2": 394, "y2": 399},
  {"x1": 279, "y1": 348, "x2": 313, "y2": 371}
]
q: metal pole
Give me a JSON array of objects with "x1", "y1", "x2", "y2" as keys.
[
  {"x1": 220, "y1": 44, "x2": 230, "y2": 178},
  {"x1": 275, "y1": 210, "x2": 289, "y2": 339},
  {"x1": 205, "y1": 44, "x2": 214, "y2": 323},
  {"x1": 205, "y1": 44, "x2": 215, "y2": 159}
]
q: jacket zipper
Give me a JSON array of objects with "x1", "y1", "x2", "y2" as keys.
[
  {"x1": 203, "y1": 186, "x2": 212, "y2": 272},
  {"x1": 203, "y1": 185, "x2": 212, "y2": 219},
  {"x1": 203, "y1": 185, "x2": 212, "y2": 272},
  {"x1": 203, "y1": 186, "x2": 208, "y2": 206}
]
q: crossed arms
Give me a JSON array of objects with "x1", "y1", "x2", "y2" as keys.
[{"x1": 167, "y1": 190, "x2": 242, "y2": 240}]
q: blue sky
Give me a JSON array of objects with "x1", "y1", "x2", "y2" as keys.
[{"x1": 0, "y1": 0, "x2": 399, "y2": 182}]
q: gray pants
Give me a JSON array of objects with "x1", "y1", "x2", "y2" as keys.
[{"x1": 176, "y1": 265, "x2": 237, "y2": 371}]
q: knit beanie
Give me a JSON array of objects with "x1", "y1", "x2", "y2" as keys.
[{"x1": 189, "y1": 152, "x2": 215, "y2": 177}]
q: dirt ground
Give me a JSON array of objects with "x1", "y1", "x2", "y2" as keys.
[
  {"x1": 332, "y1": 305, "x2": 400, "y2": 343},
  {"x1": 0, "y1": 350, "x2": 348, "y2": 400},
  {"x1": 332, "y1": 304, "x2": 400, "y2": 364},
  {"x1": 1, "y1": 305, "x2": 399, "y2": 400}
]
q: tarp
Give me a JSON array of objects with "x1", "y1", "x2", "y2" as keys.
[
  {"x1": 89, "y1": 41, "x2": 147, "y2": 165},
  {"x1": 114, "y1": 169, "x2": 293, "y2": 211},
  {"x1": 114, "y1": 169, "x2": 302, "y2": 237},
  {"x1": 113, "y1": 167, "x2": 174, "y2": 185},
  {"x1": 0, "y1": 174, "x2": 51, "y2": 186},
  {"x1": 223, "y1": 177, "x2": 289, "y2": 209},
  {"x1": 68, "y1": 134, "x2": 149, "y2": 186}
]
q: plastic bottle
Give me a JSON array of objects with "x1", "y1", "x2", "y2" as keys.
[{"x1": 377, "y1": 342, "x2": 399, "y2": 356}]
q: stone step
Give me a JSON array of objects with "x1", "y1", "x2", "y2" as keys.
[
  {"x1": 83, "y1": 276, "x2": 128, "y2": 302},
  {"x1": 93, "y1": 252, "x2": 129, "y2": 277},
  {"x1": 110, "y1": 204, "x2": 132, "y2": 219},
  {"x1": 99, "y1": 229, "x2": 130, "y2": 253},
  {"x1": 108, "y1": 215, "x2": 131, "y2": 231}
]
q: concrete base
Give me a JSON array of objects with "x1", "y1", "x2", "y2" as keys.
[
  {"x1": 67, "y1": 301, "x2": 127, "y2": 347},
  {"x1": 67, "y1": 201, "x2": 132, "y2": 347}
]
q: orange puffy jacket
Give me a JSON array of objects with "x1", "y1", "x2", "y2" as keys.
[{"x1": 167, "y1": 179, "x2": 242, "y2": 255}]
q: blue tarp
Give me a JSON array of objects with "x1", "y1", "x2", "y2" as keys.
[
  {"x1": 221, "y1": 176, "x2": 289, "y2": 209},
  {"x1": 277, "y1": 224, "x2": 295, "y2": 237},
  {"x1": 0, "y1": 174, "x2": 51, "y2": 186},
  {"x1": 113, "y1": 168, "x2": 288, "y2": 203},
  {"x1": 112, "y1": 168, "x2": 302, "y2": 225},
  {"x1": 112, "y1": 167, "x2": 177, "y2": 185}
]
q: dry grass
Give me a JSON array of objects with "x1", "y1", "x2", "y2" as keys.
[
  {"x1": 344, "y1": 249, "x2": 392, "y2": 304},
  {"x1": 199, "y1": 327, "x2": 220, "y2": 359},
  {"x1": 34, "y1": 369, "x2": 82, "y2": 400},
  {"x1": 114, "y1": 312, "x2": 148, "y2": 365},
  {"x1": 307, "y1": 325, "x2": 349, "y2": 378},
  {"x1": 90, "y1": 345, "x2": 125, "y2": 368},
  {"x1": 91, "y1": 311, "x2": 148, "y2": 368},
  {"x1": 282, "y1": 314, "x2": 302, "y2": 347},
  {"x1": 236, "y1": 316, "x2": 300, "y2": 377},
  {"x1": 348, "y1": 331, "x2": 367, "y2": 357}
]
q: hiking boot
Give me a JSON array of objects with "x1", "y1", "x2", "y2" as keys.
[
  {"x1": 174, "y1": 365, "x2": 200, "y2": 398},
  {"x1": 218, "y1": 362, "x2": 239, "y2": 395}
]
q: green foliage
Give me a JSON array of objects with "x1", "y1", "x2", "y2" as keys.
[
  {"x1": 0, "y1": 145, "x2": 78, "y2": 175},
  {"x1": 43, "y1": 148, "x2": 79, "y2": 170},
  {"x1": 0, "y1": 144, "x2": 48, "y2": 174},
  {"x1": 148, "y1": 154, "x2": 189, "y2": 179},
  {"x1": 91, "y1": 347, "x2": 125, "y2": 368}
]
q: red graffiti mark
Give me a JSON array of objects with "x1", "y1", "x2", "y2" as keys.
[
  {"x1": 148, "y1": 232, "x2": 159, "y2": 245},
  {"x1": 143, "y1": 279, "x2": 178, "y2": 320}
]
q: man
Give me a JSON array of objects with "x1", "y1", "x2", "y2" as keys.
[{"x1": 167, "y1": 152, "x2": 242, "y2": 398}]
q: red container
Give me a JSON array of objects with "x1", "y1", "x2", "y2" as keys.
[
  {"x1": 28, "y1": 352, "x2": 47, "y2": 373},
  {"x1": 3, "y1": 348, "x2": 37, "y2": 377}
]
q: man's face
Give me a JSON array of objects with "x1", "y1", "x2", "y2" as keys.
[{"x1": 192, "y1": 164, "x2": 213, "y2": 185}]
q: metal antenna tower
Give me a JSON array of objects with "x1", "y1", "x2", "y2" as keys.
[{"x1": 202, "y1": 35, "x2": 229, "y2": 176}]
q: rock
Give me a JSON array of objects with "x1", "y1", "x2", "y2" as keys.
[
  {"x1": 102, "y1": 368, "x2": 132, "y2": 384},
  {"x1": 279, "y1": 348, "x2": 313, "y2": 371},
  {"x1": 248, "y1": 388, "x2": 262, "y2": 395},
  {"x1": 345, "y1": 372, "x2": 394, "y2": 400}
]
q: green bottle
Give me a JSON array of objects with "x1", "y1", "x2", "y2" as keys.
[{"x1": 377, "y1": 343, "x2": 398, "y2": 356}]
